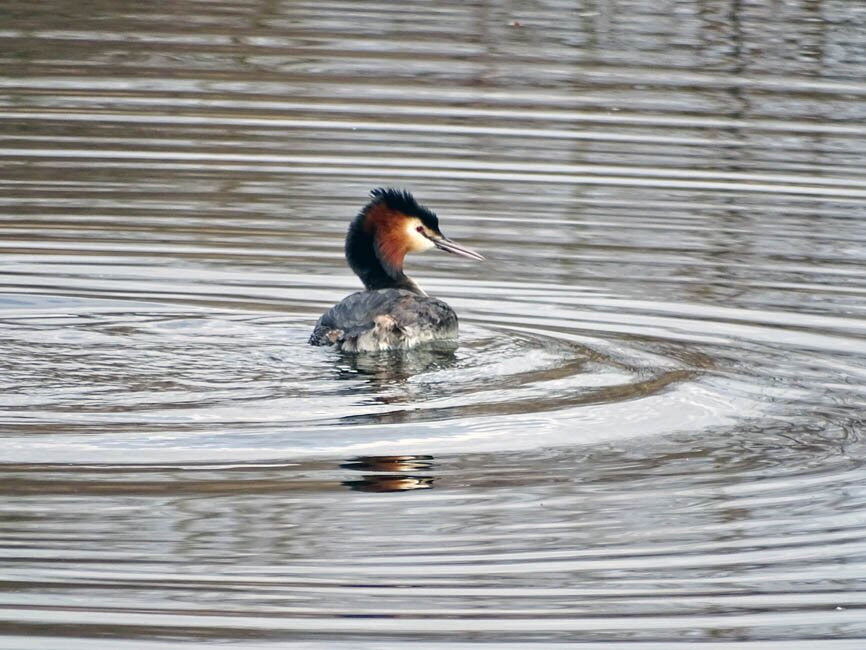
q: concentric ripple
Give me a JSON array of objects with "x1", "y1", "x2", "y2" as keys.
[{"x1": 0, "y1": 281, "x2": 763, "y2": 464}]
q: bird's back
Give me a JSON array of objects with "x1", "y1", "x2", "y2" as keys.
[{"x1": 309, "y1": 288, "x2": 457, "y2": 352}]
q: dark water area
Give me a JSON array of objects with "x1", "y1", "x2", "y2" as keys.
[{"x1": 2, "y1": 0, "x2": 866, "y2": 646}]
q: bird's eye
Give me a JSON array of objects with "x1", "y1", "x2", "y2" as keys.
[{"x1": 416, "y1": 226, "x2": 425, "y2": 233}]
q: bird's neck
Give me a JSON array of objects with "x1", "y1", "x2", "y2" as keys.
[{"x1": 345, "y1": 208, "x2": 425, "y2": 295}]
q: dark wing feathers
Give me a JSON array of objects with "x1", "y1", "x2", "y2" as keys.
[{"x1": 308, "y1": 289, "x2": 456, "y2": 348}]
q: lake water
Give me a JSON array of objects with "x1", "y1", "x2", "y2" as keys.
[{"x1": 2, "y1": 1, "x2": 866, "y2": 647}]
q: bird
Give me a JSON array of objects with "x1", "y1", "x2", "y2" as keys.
[{"x1": 309, "y1": 188, "x2": 483, "y2": 353}]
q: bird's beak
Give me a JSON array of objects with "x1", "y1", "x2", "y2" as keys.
[{"x1": 431, "y1": 235, "x2": 484, "y2": 261}]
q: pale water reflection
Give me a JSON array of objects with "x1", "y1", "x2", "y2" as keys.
[{"x1": 2, "y1": 0, "x2": 866, "y2": 646}]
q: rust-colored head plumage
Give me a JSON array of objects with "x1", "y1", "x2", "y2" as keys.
[
  {"x1": 360, "y1": 189, "x2": 442, "y2": 275},
  {"x1": 345, "y1": 188, "x2": 483, "y2": 295}
]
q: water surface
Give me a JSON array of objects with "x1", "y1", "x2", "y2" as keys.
[{"x1": 2, "y1": 0, "x2": 866, "y2": 646}]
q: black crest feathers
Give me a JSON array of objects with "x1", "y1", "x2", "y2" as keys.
[{"x1": 368, "y1": 188, "x2": 440, "y2": 231}]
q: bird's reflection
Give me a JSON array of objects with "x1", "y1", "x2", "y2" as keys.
[
  {"x1": 335, "y1": 344, "x2": 458, "y2": 383},
  {"x1": 341, "y1": 455, "x2": 435, "y2": 492}
]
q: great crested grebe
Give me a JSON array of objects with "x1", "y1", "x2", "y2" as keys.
[{"x1": 309, "y1": 188, "x2": 483, "y2": 352}]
